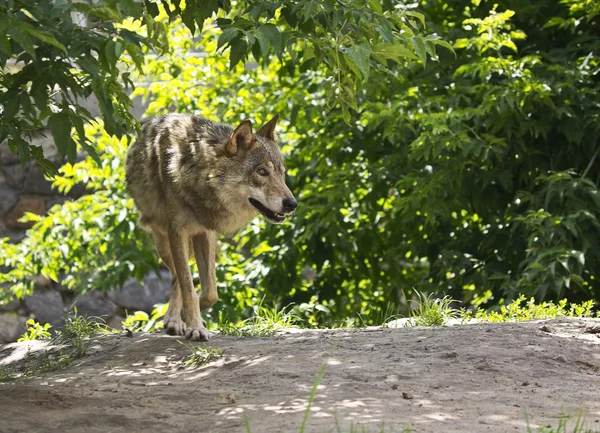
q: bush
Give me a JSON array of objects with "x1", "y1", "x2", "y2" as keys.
[{"x1": 1, "y1": 0, "x2": 598, "y2": 327}]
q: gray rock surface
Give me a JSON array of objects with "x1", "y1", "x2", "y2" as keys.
[
  {"x1": 0, "y1": 297, "x2": 21, "y2": 313},
  {"x1": 23, "y1": 290, "x2": 65, "y2": 329},
  {"x1": 71, "y1": 291, "x2": 117, "y2": 320},
  {"x1": 0, "y1": 182, "x2": 18, "y2": 216},
  {"x1": 109, "y1": 269, "x2": 171, "y2": 312},
  {"x1": 23, "y1": 164, "x2": 55, "y2": 195},
  {"x1": 0, "y1": 312, "x2": 27, "y2": 343},
  {"x1": 2, "y1": 164, "x2": 25, "y2": 189}
]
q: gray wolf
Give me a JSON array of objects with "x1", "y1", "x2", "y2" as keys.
[{"x1": 125, "y1": 114, "x2": 297, "y2": 341}]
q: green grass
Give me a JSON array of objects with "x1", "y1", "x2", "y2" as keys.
[
  {"x1": 529, "y1": 413, "x2": 600, "y2": 433},
  {"x1": 0, "y1": 367, "x2": 16, "y2": 383},
  {"x1": 60, "y1": 310, "x2": 108, "y2": 357},
  {"x1": 217, "y1": 302, "x2": 299, "y2": 337},
  {"x1": 122, "y1": 303, "x2": 168, "y2": 333},
  {"x1": 468, "y1": 295, "x2": 596, "y2": 323},
  {"x1": 387, "y1": 292, "x2": 596, "y2": 328},
  {"x1": 2, "y1": 310, "x2": 109, "y2": 381},
  {"x1": 39, "y1": 350, "x2": 73, "y2": 374},
  {"x1": 404, "y1": 291, "x2": 461, "y2": 327},
  {"x1": 177, "y1": 340, "x2": 223, "y2": 367}
]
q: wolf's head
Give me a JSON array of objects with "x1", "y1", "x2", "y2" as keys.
[{"x1": 225, "y1": 115, "x2": 297, "y2": 225}]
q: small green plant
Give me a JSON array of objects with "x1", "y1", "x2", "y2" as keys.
[
  {"x1": 361, "y1": 302, "x2": 401, "y2": 328},
  {"x1": 471, "y1": 295, "x2": 596, "y2": 323},
  {"x1": 17, "y1": 319, "x2": 52, "y2": 342},
  {"x1": 39, "y1": 350, "x2": 73, "y2": 374},
  {"x1": 406, "y1": 292, "x2": 461, "y2": 327},
  {"x1": 0, "y1": 367, "x2": 16, "y2": 383},
  {"x1": 217, "y1": 302, "x2": 299, "y2": 337},
  {"x1": 528, "y1": 412, "x2": 599, "y2": 433},
  {"x1": 177, "y1": 341, "x2": 223, "y2": 367},
  {"x1": 59, "y1": 310, "x2": 107, "y2": 358},
  {"x1": 122, "y1": 303, "x2": 168, "y2": 333}
]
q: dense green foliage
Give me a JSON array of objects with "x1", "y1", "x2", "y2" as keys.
[
  {"x1": 0, "y1": 0, "x2": 439, "y2": 174},
  {"x1": 1, "y1": 0, "x2": 599, "y2": 327}
]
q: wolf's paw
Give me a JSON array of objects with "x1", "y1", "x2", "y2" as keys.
[
  {"x1": 185, "y1": 327, "x2": 211, "y2": 342},
  {"x1": 164, "y1": 317, "x2": 187, "y2": 336}
]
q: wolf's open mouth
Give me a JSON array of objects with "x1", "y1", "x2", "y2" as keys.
[{"x1": 248, "y1": 198, "x2": 286, "y2": 223}]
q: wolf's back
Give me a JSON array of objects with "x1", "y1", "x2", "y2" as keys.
[{"x1": 125, "y1": 114, "x2": 234, "y2": 231}]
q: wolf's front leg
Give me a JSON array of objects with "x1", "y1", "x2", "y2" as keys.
[
  {"x1": 167, "y1": 227, "x2": 210, "y2": 341},
  {"x1": 152, "y1": 229, "x2": 187, "y2": 336},
  {"x1": 163, "y1": 274, "x2": 187, "y2": 335}
]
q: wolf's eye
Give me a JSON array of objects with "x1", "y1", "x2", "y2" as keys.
[{"x1": 257, "y1": 168, "x2": 269, "y2": 177}]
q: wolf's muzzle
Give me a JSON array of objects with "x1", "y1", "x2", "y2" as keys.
[{"x1": 283, "y1": 197, "x2": 298, "y2": 213}]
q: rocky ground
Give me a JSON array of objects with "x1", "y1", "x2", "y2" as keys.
[{"x1": 1, "y1": 318, "x2": 599, "y2": 433}]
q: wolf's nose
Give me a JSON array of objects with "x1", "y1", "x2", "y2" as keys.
[{"x1": 283, "y1": 198, "x2": 298, "y2": 212}]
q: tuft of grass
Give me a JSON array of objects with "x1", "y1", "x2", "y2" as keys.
[
  {"x1": 39, "y1": 350, "x2": 72, "y2": 374},
  {"x1": 177, "y1": 341, "x2": 223, "y2": 367},
  {"x1": 60, "y1": 309, "x2": 107, "y2": 358},
  {"x1": 469, "y1": 295, "x2": 596, "y2": 323},
  {"x1": 406, "y1": 291, "x2": 461, "y2": 327},
  {"x1": 122, "y1": 303, "x2": 168, "y2": 333},
  {"x1": 217, "y1": 302, "x2": 299, "y2": 338},
  {"x1": 0, "y1": 367, "x2": 16, "y2": 383},
  {"x1": 359, "y1": 302, "x2": 401, "y2": 328},
  {"x1": 528, "y1": 413, "x2": 600, "y2": 433}
]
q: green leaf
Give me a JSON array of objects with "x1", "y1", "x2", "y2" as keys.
[
  {"x1": 410, "y1": 36, "x2": 427, "y2": 65},
  {"x1": 23, "y1": 27, "x2": 67, "y2": 52},
  {"x1": 2, "y1": 97, "x2": 20, "y2": 121},
  {"x1": 229, "y1": 38, "x2": 247, "y2": 70},
  {"x1": 126, "y1": 42, "x2": 145, "y2": 72},
  {"x1": 10, "y1": 23, "x2": 37, "y2": 60},
  {"x1": 404, "y1": 11, "x2": 426, "y2": 27},
  {"x1": 342, "y1": 105, "x2": 352, "y2": 124},
  {"x1": 256, "y1": 24, "x2": 281, "y2": 59},
  {"x1": 303, "y1": 1, "x2": 317, "y2": 23},
  {"x1": 430, "y1": 39, "x2": 456, "y2": 56},
  {"x1": 368, "y1": 0, "x2": 383, "y2": 14},
  {"x1": 87, "y1": 6, "x2": 123, "y2": 22},
  {"x1": 347, "y1": 43, "x2": 371, "y2": 81},
  {"x1": 218, "y1": 27, "x2": 240, "y2": 50},
  {"x1": 0, "y1": 32, "x2": 10, "y2": 57},
  {"x1": 145, "y1": 0, "x2": 159, "y2": 17},
  {"x1": 372, "y1": 43, "x2": 417, "y2": 61},
  {"x1": 48, "y1": 111, "x2": 75, "y2": 161},
  {"x1": 181, "y1": 5, "x2": 196, "y2": 35},
  {"x1": 454, "y1": 38, "x2": 469, "y2": 49}
]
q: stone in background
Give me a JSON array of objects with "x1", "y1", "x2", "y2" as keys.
[
  {"x1": 0, "y1": 94, "x2": 160, "y2": 342},
  {"x1": 0, "y1": 270, "x2": 171, "y2": 343}
]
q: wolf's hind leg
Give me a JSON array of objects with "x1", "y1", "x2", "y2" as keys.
[
  {"x1": 192, "y1": 231, "x2": 218, "y2": 311},
  {"x1": 153, "y1": 229, "x2": 186, "y2": 336}
]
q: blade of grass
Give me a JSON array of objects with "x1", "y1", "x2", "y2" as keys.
[
  {"x1": 243, "y1": 410, "x2": 252, "y2": 433},
  {"x1": 299, "y1": 363, "x2": 327, "y2": 433}
]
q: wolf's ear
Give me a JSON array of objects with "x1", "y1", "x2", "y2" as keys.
[
  {"x1": 227, "y1": 120, "x2": 255, "y2": 155},
  {"x1": 256, "y1": 114, "x2": 279, "y2": 141}
]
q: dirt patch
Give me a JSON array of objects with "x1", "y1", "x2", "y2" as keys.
[{"x1": 1, "y1": 318, "x2": 599, "y2": 433}]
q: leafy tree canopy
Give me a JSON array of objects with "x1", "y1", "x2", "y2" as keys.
[
  {"x1": 0, "y1": 0, "x2": 449, "y2": 175},
  {"x1": 1, "y1": 0, "x2": 599, "y2": 326}
]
